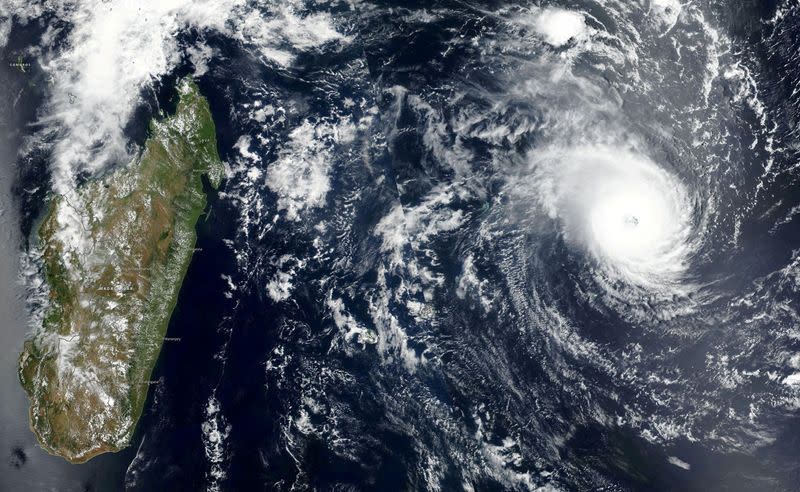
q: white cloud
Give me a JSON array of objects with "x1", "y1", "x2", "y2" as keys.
[
  {"x1": 265, "y1": 120, "x2": 335, "y2": 221},
  {"x1": 201, "y1": 393, "x2": 231, "y2": 491},
  {"x1": 265, "y1": 255, "x2": 305, "y2": 302},
  {"x1": 534, "y1": 8, "x2": 587, "y2": 47},
  {"x1": 456, "y1": 254, "x2": 493, "y2": 312},
  {"x1": 667, "y1": 456, "x2": 691, "y2": 470},
  {"x1": 186, "y1": 42, "x2": 214, "y2": 76},
  {"x1": 649, "y1": 0, "x2": 683, "y2": 32}
]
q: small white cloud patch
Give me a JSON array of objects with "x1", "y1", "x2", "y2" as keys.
[
  {"x1": 667, "y1": 456, "x2": 691, "y2": 470},
  {"x1": 265, "y1": 120, "x2": 335, "y2": 221},
  {"x1": 649, "y1": 0, "x2": 683, "y2": 32},
  {"x1": 202, "y1": 393, "x2": 231, "y2": 491},
  {"x1": 534, "y1": 8, "x2": 587, "y2": 47}
]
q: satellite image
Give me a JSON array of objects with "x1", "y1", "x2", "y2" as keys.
[{"x1": 0, "y1": 0, "x2": 799, "y2": 490}]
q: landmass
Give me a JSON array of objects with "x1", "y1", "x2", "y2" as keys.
[{"x1": 18, "y1": 79, "x2": 223, "y2": 463}]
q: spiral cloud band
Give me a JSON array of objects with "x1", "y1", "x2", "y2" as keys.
[{"x1": 532, "y1": 146, "x2": 696, "y2": 290}]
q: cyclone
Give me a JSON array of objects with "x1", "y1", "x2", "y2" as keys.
[{"x1": 532, "y1": 145, "x2": 698, "y2": 291}]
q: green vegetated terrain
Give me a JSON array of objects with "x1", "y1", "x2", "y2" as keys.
[{"x1": 18, "y1": 79, "x2": 223, "y2": 463}]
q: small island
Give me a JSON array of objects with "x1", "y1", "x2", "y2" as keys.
[{"x1": 18, "y1": 79, "x2": 223, "y2": 463}]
